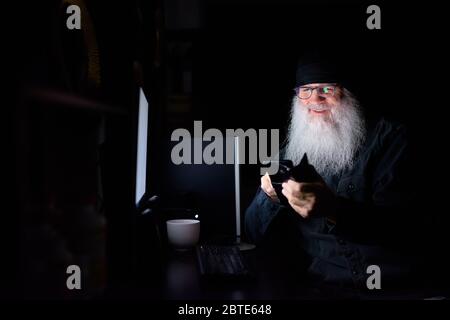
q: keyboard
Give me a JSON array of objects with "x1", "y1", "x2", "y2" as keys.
[{"x1": 196, "y1": 245, "x2": 251, "y2": 278}]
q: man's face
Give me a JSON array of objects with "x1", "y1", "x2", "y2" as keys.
[
  {"x1": 285, "y1": 85, "x2": 366, "y2": 175},
  {"x1": 296, "y1": 83, "x2": 342, "y2": 118}
]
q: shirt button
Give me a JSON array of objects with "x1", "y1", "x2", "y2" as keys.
[
  {"x1": 352, "y1": 269, "x2": 358, "y2": 275},
  {"x1": 347, "y1": 183, "x2": 355, "y2": 191}
]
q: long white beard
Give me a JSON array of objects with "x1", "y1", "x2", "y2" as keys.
[{"x1": 284, "y1": 89, "x2": 366, "y2": 176}]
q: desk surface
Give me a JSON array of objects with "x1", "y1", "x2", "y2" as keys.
[
  {"x1": 158, "y1": 246, "x2": 364, "y2": 300},
  {"x1": 141, "y1": 245, "x2": 446, "y2": 300},
  {"x1": 130, "y1": 217, "x2": 448, "y2": 301},
  {"x1": 163, "y1": 247, "x2": 294, "y2": 300}
]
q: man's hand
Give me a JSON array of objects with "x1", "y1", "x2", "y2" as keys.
[
  {"x1": 281, "y1": 179, "x2": 336, "y2": 219},
  {"x1": 261, "y1": 172, "x2": 279, "y2": 202}
]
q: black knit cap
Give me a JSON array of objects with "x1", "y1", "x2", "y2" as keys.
[{"x1": 295, "y1": 50, "x2": 350, "y2": 88}]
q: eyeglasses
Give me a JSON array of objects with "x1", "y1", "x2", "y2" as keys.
[{"x1": 295, "y1": 84, "x2": 337, "y2": 99}]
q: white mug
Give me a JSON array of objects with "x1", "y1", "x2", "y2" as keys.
[{"x1": 166, "y1": 219, "x2": 200, "y2": 250}]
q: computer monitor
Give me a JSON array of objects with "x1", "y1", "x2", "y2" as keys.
[
  {"x1": 133, "y1": 87, "x2": 164, "y2": 294},
  {"x1": 135, "y1": 87, "x2": 149, "y2": 206}
]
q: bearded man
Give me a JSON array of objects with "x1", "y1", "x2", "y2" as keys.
[{"x1": 244, "y1": 54, "x2": 425, "y2": 293}]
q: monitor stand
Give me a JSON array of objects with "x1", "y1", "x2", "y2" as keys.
[
  {"x1": 235, "y1": 236, "x2": 256, "y2": 251},
  {"x1": 234, "y1": 136, "x2": 256, "y2": 251}
]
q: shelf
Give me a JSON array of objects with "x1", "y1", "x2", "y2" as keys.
[{"x1": 24, "y1": 86, "x2": 129, "y2": 116}]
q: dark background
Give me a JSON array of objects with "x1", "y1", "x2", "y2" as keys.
[{"x1": 10, "y1": 0, "x2": 448, "y2": 299}]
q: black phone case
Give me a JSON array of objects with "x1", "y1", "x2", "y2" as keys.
[{"x1": 267, "y1": 154, "x2": 321, "y2": 207}]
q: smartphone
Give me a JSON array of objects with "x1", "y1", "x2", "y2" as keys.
[{"x1": 264, "y1": 160, "x2": 293, "y2": 207}]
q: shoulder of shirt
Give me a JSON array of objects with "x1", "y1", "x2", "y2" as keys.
[
  {"x1": 363, "y1": 117, "x2": 410, "y2": 156},
  {"x1": 372, "y1": 117, "x2": 409, "y2": 140}
]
